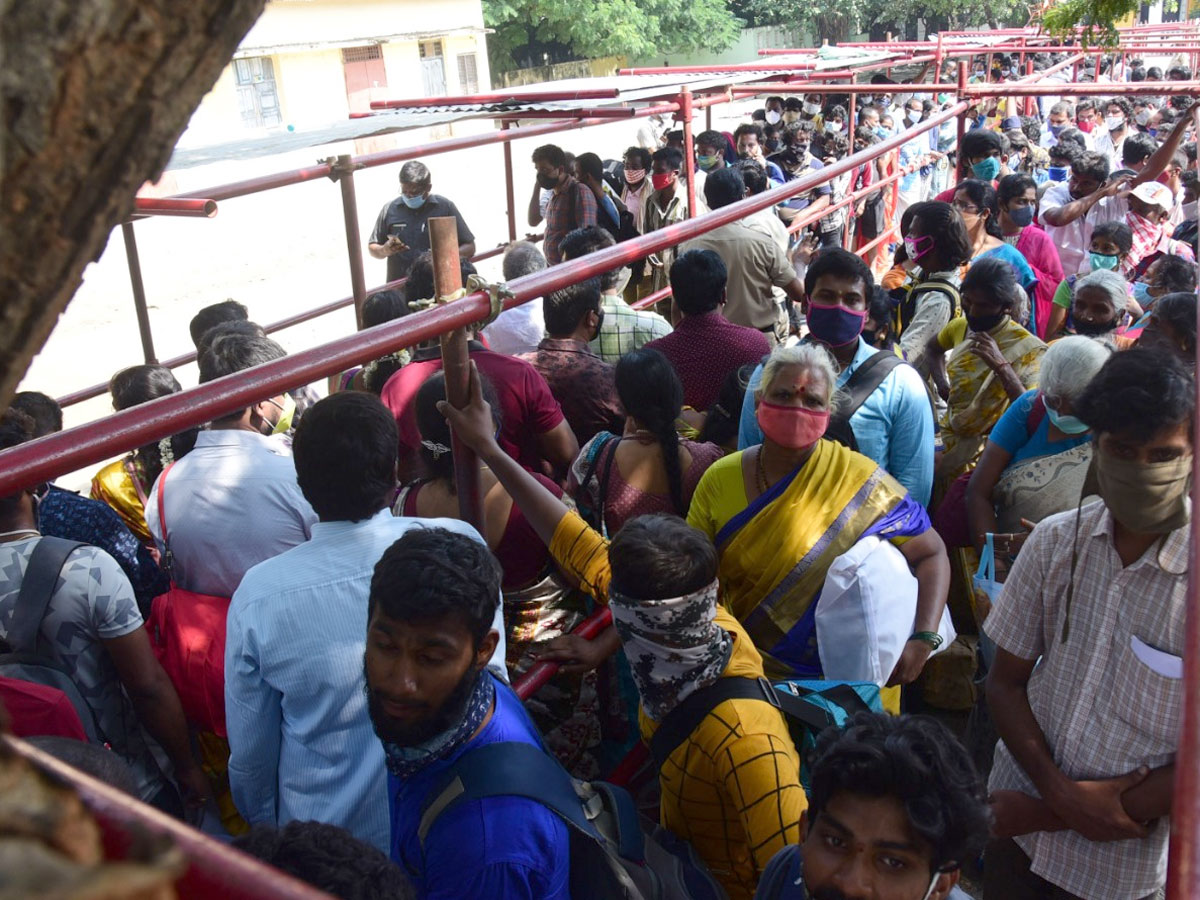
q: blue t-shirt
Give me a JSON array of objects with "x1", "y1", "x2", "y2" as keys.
[
  {"x1": 388, "y1": 677, "x2": 571, "y2": 899},
  {"x1": 976, "y1": 244, "x2": 1039, "y2": 295},
  {"x1": 988, "y1": 389, "x2": 1091, "y2": 465}
]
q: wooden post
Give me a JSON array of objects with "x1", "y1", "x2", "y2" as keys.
[{"x1": 429, "y1": 216, "x2": 484, "y2": 531}]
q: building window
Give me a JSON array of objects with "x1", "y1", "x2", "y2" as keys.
[
  {"x1": 342, "y1": 44, "x2": 383, "y2": 64},
  {"x1": 419, "y1": 39, "x2": 447, "y2": 96},
  {"x1": 234, "y1": 56, "x2": 282, "y2": 129},
  {"x1": 457, "y1": 53, "x2": 480, "y2": 94}
]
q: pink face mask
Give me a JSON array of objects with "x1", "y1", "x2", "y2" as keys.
[
  {"x1": 904, "y1": 234, "x2": 934, "y2": 261},
  {"x1": 757, "y1": 402, "x2": 830, "y2": 451}
]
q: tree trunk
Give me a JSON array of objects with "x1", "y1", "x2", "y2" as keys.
[{"x1": 0, "y1": 0, "x2": 267, "y2": 408}]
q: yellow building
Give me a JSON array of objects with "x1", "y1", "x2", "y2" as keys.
[{"x1": 183, "y1": 0, "x2": 491, "y2": 145}]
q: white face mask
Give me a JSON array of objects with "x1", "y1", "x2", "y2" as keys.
[
  {"x1": 766, "y1": 110, "x2": 782, "y2": 125},
  {"x1": 1135, "y1": 109, "x2": 1152, "y2": 125},
  {"x1": 803, "y1": 102, "x2": 821, "y2": 116},
  {"x1": 1105, "y1": 114, "x2": 1125, "y2": 131},
  {"x1": 907, "y1": 109, "x2": 922, "y2": 124},
  {"x1": 825, "y1": 121, "x2": 840, "y2": 133}
]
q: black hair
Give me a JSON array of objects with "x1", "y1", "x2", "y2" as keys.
[
  {"x1": 1055, "y1": 128, "x2": 1088, "y2": 154},
  {"x1": 1020, "y1": 117, "x2": 1042, "y2": 146},
  {"x1": 651, "y1": 147, "x2": 684, "y2": 171},
  {"x1": 1148, "y1": 66, "x2": 1164, "y2": 79},
  {"x1": 25, "y1": 737, "x2": 140, "y2": 797},
  {"x1": 803, "y1": 247, "x2": 874, "y2": 298},
  {"x1": 368, "y1": 528, "x2": 501, "y2": 647},
  {"x1": 704, "y1": 167, "x2": 746, "y2": 210},
  {"x1": 1091, "y1": 220, "x2": 1133, "y2": 254},
  {"x1": 10, "y1": 391, "x2": 62, "y2": 438},
  {"x1": 608, "y1": 514, "x2": 718, "y2": 601},
  {"x1": 738, "y1": 159, "x2": 768, "y2": 195},
  {"x1": 189, "y1": 299, "x2": 248, "y2": 349},
  {"x1": 1150, "y1": 292, "x2": 1199, "y2": 353},
  {"x1": 1049, "y1": 141, "x2": 1081, "y2": 167},
  {"x1": 403, "y1": 253, "x2": 478, "y2": 311},
  {"x1": 107, "y1": 364, "x2": 198, "y2": 487},
  {"x1": 766, "y1": 95, "x2": 785, "y2": 108},
  {"x1": 197, "y1": 319, "x2": 268, "y2": 358},
  {"x1": 399, "y1": 160, "x2": 431, "y2": 189},
  {"x1": 784, "y1": 97, "x2": 803, "y2": 111},
  {"x1": 1121, "y1": 132, "x2": 1157, "y2": 167},
  {"x1": 362, "y1": 289, "x2": 408, "y2": 329},
  {"x1": 997, "y1": 173, "x2": 1036, "y2": 207},
  {"x1": 821, "y1": 132, "x2": 850, "y2": 161},
  {"x1": 909, "y1": 201, "x2": 972, "y2": 270},
  {"x1": 1072, "y1": 150, "x2": 1110, "y2": 184},
  {"x1": 198, "y1": 333, "x2": 287, "y2": 384},
  {"x1": 501, "y1": 241, "x2": 547, "y2": 280},
  {"x1": 790, "y1": 119, "x2": 817, "y2": 141},
  {"x1": 733, "y1": 122, "x2": 764, "y2": 146},
  {"x1": 531, "y1": 144, "x2": 567, "y2": 169},
  {"x1": 543, "y1": 277, "x2": 601, "y2": 336},
  {"x1": 1151, "y1": 254, "x2": 1197, "y2": 294},
  {"x1": 614, "y1": 349, "x2": 685, "y2": 515},
  {"x1": 960, "y1": 128, "x2": 1002, "y2": 162},
  {"x1": 575, "y1": 151, "x2": 604, "y2": 182},
  {"x1": 233, "y1": 821, "x2": 415, "y2": 900},
  {"x1": 1104, "y1": 97, "x2": 1133, "y2": 119},
  {"x1": 1005, "y1": 128, "x2": 1030, "y2": 153},
  {"x1": 413, "y1": 371, "x2": 501, "y2": 490},
  {"x1": 1075, "y1": 347, "x2": 1194, "y2": 437},
  {"x1": 699, "y1": 363, "x2": 755, "y2": 448},
  {"x1": 0, "y1": 410, "x2": 34, "y2": 510},
  {"x1": 962, "y1": 257, "x2": 1019, "y2": 312},
  {"x1": 695, "y1": 130, "x2": 726, "y2": 155},
  {"x1": 670, "y1": 249, "x2": 727, "y2": 316},
  {"x1": 559, "y1": 226, "x2": 620, "y2": 292},
  {"x1": 866, "y1": 285, "x2": 895, "y2": 348},
  {"x1": 807, "y1": 712, "x2": 990, "y2": 874},
  {"x1": 954, "y1": 178, "x2": 1002, "y2": 238},
  {"x1": 293, "y1": 393, "x2": 398, "y2": 522},
  {"x1": 824, "y1": 104, "x2": 847, "y2": 123}
]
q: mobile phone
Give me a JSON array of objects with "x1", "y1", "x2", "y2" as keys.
[{"x1": 389, "y1": 223, "x2": 407, "y2": 239}]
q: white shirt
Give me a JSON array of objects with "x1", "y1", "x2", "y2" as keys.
[
  {"x1": 146, "y1": 429, "x2": 317, "y2": 597},
  {"x1": 482, "y1": 303, "x2": 545, "y2": 356},
  {"x1": 1092, "y1": 126, "x2": 1127, "y2": 171},
  {"x1": 225, "y1": 509, "x2": 507, "y2": 852},
  {"x1": 1039, "y1": 181, "x2": 1123, "y2": 274}
]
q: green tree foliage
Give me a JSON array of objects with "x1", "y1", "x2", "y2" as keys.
[
  {"x1": 736, "y1": 0, "x2": 1027, "y2": 43},
  {"x1": 483, "y1": 0, "x2": 742, "y2": 72}
]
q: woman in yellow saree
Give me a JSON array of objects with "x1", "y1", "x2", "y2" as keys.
[{"x1": 687, "y1": 344, "x2": 950, "y2": 688}]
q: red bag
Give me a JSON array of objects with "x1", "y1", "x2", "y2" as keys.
[{"x1": 145, "y1": 462, "x2": 230, "y2": 737}]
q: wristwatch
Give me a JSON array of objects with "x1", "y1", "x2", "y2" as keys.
[{"x1": 909, "y1": 631, "x2": 944, "y2": 651}]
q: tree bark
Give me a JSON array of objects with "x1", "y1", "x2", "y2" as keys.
[{"x1": 0, "y1": 0, "x2": 267, "y2": 408}]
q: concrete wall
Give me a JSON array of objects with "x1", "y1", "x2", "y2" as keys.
[
  {"x1": 628, "y1": 24, "x2": 812, "y2": 70},
  {"x1": 499, "y1": 55, "x2": 625, "y2": 88}
]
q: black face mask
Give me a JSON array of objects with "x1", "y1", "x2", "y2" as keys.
[
  {"x1": 966, "y1": 312, "x2": 1006, "y2": 333},
  {"x1": 765, "y1": 139, "x2": 781, "y2": 152},
  {"x1": 1074, "y1": 316, "x2": 1119, "y2": 336},
  {"x1": 536, "y1": 171, "x2": 560, "y2": 190}
]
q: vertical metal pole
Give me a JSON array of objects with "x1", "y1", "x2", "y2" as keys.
[
  {"x1": 846, "y1": 85, "x2": 857, "y2": 248},
  {"x1": 334, "y1": 154, "x2": 368, "y2": 329},
  {"x1": 120, "y1": 222, "x2": 157, "y2": 365},
  {"x1": 1094, "y1": 52, "x2": 1102, "y2": 80},
  {"x1": 1025, "y1": 58, "x2": 1035, "y2": 117},
  {"x1": 429, "y1": 216, "x2": 484, "y2": 532},
  {"x1": 706, "y1": 99, "x2": 713, "y2": 132},
  {"x1": 680, "y1": 87, "x2": 698, "y2": 219},
  {"x1": 956, "y1": 61, "x2": 968, "y2": 184},
  {"x1": 1166, "y1": 106, "x2": 1200, "y2": 900},
  {"x1": 935, "y1": 31, "x2": 944, "y2": 82},
  {"x1": 502, "y1": 120, "x2": 518, "y2": 243}
]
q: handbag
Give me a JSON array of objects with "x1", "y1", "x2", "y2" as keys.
[
  {"x1": 145, "y1": 461, "x2": 231, "y2": 737},
  {"x1": 971, "y1": 532, "x2": 1004, "y2": 626}
]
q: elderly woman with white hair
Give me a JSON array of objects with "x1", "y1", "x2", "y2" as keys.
[
  {"x1": 965, "y1": 335, "x2": 1113, "y2": 582},
  {"x1": 1067, "y1": 268, "x2": 1131, "y2": 341},
  {"x1": 687, "y1": 343, "x2": 950, "y2": 695}
]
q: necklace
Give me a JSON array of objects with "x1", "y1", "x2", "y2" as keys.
[
  {"x1": 755, "y1": 446, "x2": 770, "y2": 495},
  {"x1": 0, "y1": 529, "x2": 39, "y2": 542},
  {"x1": 629, "y1": 429, "x2": 658, "y2": 445}
]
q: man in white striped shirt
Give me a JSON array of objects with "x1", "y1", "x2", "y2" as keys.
[{"x1": 225, "y1": 392, "x2": 505, "y2": 851}]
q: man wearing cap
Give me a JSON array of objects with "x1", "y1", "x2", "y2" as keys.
[
  {"x1": 1120, "y1": 181, "x2": 1196, "y2": 277},
  {"x1": 368, "y1": 160, "x2": 475, "y2": 283}
]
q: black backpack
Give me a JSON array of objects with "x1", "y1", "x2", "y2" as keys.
[
  {"x1": 415, "y1": 739, "x2": 729, "y2": 900},
  {"x1": 893, "y1": 276, "x2": 962, "y2": 337},
  {"x1": 0, "y1": 537, "x2": 106, "y2": 743}
]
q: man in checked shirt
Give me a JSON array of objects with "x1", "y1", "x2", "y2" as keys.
[{"x1": 984, "y1": 348, "x2": 1192, "y2": 900}]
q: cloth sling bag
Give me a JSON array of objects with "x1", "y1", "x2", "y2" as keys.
[{"x1": 145, "y1": 462, "x2": 231, "y2": 736}]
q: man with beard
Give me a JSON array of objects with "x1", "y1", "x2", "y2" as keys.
[
  {"x1": 364, "y1": 527, "x2": 569, "y2": 898},
  {"x1": 225, "y1": 392, "x2": 505, "y2": 852},
  {"x1": 754, "y1": 713, "x2": 988, "y2": 900}
]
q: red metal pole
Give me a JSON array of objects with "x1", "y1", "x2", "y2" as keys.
[
  {"x1": 512, "y1": 609, "x2": 613, "y2": 699},
  {"x1": 131, "y1": 197, "x2": 217, "y2": 218},
  {"x1": 333, "y1": 154, "x2": 368, "y2": 330},
  {"x1": 370, "y1": 87, "x2": 621, "y2": 108},
  {"x1": 502, "y1": 120, "x2": 517, "y2": 243},
  {"x1": 430, "y1": 216, "x2": 484, "y2": 533},
  {"x1": 1025, "y1": 58, "x2": 1035, "y2": 117},
  {"x1": 680, "y1": 87, "x2": 698, "y2": 220},
  {"x1": 957, "y1": 61, "x2": 968, "y2": 184},
  {"x1": 0, "y1": 101, "x2": 971, "y2": 496}
]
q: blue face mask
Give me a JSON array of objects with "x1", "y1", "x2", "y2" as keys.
[
  {"x1": 1049, "y1": 123, "x2": 1065, "y2": 137},
  {"x1": 1046, "y1": 403, "x2": 1090, "y2": 435},
  {"x1": 1132, "y1": 280, "x2": 1153, "y2": 306},
  {"x1": 401, "y1": 192, "x2": 427, "y2": 209},
  {"x1": 972, "y1": 156, "x2": 1002, "y2": 181},
  {"x1": 1089, "y1": 251, "x2": 1119, "y2": 272},
  {"x1": 1047, "y1": 166, "x2": 1069, "y2": 182},
  {"x1": 874, "y1": 126, "x2": 889, "y2": 140}
]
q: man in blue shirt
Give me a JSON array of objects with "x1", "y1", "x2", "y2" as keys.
[
  {"x1": 365, "y1": 528, "x2": 569, "y2": 899},
  {"x1": 225, "y1": 392, "x2": 506, "y2": 852},
  {"x1": 738, "y1": 249, "x2": 935, "y2": 506}
]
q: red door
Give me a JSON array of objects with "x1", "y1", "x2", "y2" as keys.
[{"x1": 342, "y1": 45, "x2": 388, "y2": 113}]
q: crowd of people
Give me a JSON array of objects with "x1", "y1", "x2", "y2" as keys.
[{"x1": 1, "y1": 47, "x2": 1197, "y2": 900}]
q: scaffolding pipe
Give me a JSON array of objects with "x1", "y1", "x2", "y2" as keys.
[
  {"x1": 333, "y1": 155, "x2": 368, "y2": 329},
  {"x1": 120, "y1": 223, "x2": 158, "y2": 365},
  {"x1": 0, "y1": 101, "x2": 969, "y2": 496},
  {"x1": 370, "y1": 88, "x2": 622, "y2": 109},
  {"x1": 131, "y1": 197, "x2": 218, "y2": 218}
]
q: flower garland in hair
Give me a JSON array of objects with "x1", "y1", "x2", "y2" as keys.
[
  {"x1": 362, "y1": 348, "x2": 411, "y2": 387},
  {"x1": 158, "y1": 437, "x2": 174, "y2": 467}
]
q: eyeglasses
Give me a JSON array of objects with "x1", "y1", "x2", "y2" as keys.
[{"x1": 953, "y1": 201, "x2": 981, "y2": 214}]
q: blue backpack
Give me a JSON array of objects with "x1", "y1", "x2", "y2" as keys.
[
  {"x1": 417, "y1": 739, "x2": 729, "y2": 900},
  {"x1": 649, "y1": 676, "x2": 883, "y2": 790}
]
